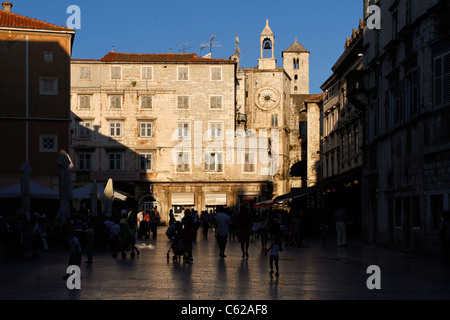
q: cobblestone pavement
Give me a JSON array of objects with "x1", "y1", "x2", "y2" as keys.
[{"x1": 1, "y1": 227, "x2": 449, "y2": 301}]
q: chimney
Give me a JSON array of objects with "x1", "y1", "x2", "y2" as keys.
[{"x1": 2, "y1": 2, "x2": 12, "y2": 12}]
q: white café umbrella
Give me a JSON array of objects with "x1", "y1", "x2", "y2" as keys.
[
  {"x1": 19, "y1": 161, "x2": 32, "y2": 220},
  {"x1": 56, "y1": 150, "x2": 73, "y2": 224},
  {"x1": 103, "y1": 178, "x2": 114, "y2": 218}
]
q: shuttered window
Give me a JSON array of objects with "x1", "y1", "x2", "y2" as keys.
[{"x1": 434, "y1": 51, "x2": 450, "y2": 108}]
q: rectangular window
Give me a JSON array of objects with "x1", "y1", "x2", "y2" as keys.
[
  {"x1": 79, "y1": 95, "x2": 91, "y2": 109},
  {"x1": 243, "y1": 152, "x2": 256, "y2": 173},
  {"x1": 177, "y1": 122, "x2": 190, "y2": 139},
  {"x1": 140, "y1": 95, "x2": 153, "y2": 109},
  {"x1": 80, "y1": 67, "x2": 91, "y2": 80},
  {"x1": 140, "y1": 122, "x2": 153, "y2": 138},
  {"x1": 176, "y1": 151, "x2": 190, "y2": 172},
  {"x1": 178, "y1": 66, "x2": 189, "y2": 81},
  {"x1": 139, "y1": 153, "x2": 153, "y2": 172},
  {"x1": 210, "y1": 96, "x2": 223, "y2": 110},
  {"x1": 78, "y1": 152, "x2": 92, "y2": 171},
  {"x1": 204, "y1": 152, "x2": 223, "y2": 172},
  {"x1": 109, "y1": 95, "x2": 122, "y2": 109},
  {"x1": 111, "y1": 66, "x2": 121, "y2": 80},
  {"x1": 271, "y1": 114, "x2": 278, "y2": 128},
  {"x1": 108, "y1": 152, "x2": 123, "y2": 171},
  {"x1": 434, "y1": 51, "x2": 450, "y2": 108},
  {"x1": 211, "y1": 66, "x2": 222, "y2": 81},
  {"x1": 39, "y1": 134, "x2": 58, "y2": 152},
  {"x1": 39, "y1": 77, "x2": 58, "y2": 95},
  {"x1": 209, "y1": 122, "x2": 223, "y2": 139},
  {"x1": 406, "y1": 0, "x2": 414, "y2": 25},
  {"x1": 78, "y1": 121, "x2": 92, "y2": 138},
  {"x1": 44, "y1": 51, "x2": 53, "y2": 63},
  {"x1": 142, "y1": 66, "x2": 153, "y2": 80},
  {"x1": 177, "y1": 96, "x2": 190, "y2": 109},
  {"x1": 109, "y1": 122, "x2": 122, "y2": 138}
]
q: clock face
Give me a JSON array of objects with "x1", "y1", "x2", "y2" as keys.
[{"x1": 256, "y1": 88, "x2": 279, "y2": 110}]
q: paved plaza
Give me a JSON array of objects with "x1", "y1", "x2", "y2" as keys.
[{"x1": 1, "y1": 227, "x2": 449, "y2": 301}]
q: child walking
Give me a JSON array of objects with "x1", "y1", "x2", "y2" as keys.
[{"x1": 265, "y1": 236, "x2": 283, "y2": 276}]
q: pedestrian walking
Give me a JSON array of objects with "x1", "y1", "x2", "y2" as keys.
[
  {"x1": 181, "y1": 209, "x2": 195, "y2": 263},
  {"x1": 169, "y1": 209, "x2": 176, "y2": 226},
  {"x1": 151, "y1": 206, "x2": 161, "y2": 239},
  {"x1": 334, "y1": 206, "x2": 347, "y2": 247},
  {"x1": 85, "y1": 221, "x2": 95, "y2": 264},
  {"x1": 63, "y1": 227, "x2": 82, "y2": 280},
  {"x1": 238, "y1": 206, "x2": 252, "y2": 258},
  {"x1": 259, "y1": 211, "x2": 270, "y2": 251},
  {"x1": 201, "y1": 210, "x2": 211, "y2": 238},
  {"x1": 215, "y1": 206, "x2": 232, "y2": 257},
  {"x1": 438, "y1": 210, "x2": 450, "y2": 268},
  {"x1": 137, "y1": 209, "x2": 144, "y2": 234},
  {"x1": 265, "y1": 235, "x2": 283, "y2": 276}
]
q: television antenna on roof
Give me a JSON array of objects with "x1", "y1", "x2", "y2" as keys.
[
  {"x1": 177, "y1": 42, "x2": 194, "y2": 53},
  {"x1": 200, "y1": 35, "x2": 222, "y2": 55}
]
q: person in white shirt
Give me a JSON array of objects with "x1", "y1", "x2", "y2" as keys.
[{"x1": 215, "y1": 206, "x2": 232, "y2": 257}]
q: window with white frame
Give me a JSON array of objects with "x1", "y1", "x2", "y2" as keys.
[
  {"x1": 108, "y1": 121, "x2": 122, "y2": 138},
  {"x1": 243, "y1": 152, "x2": 256, "y2": 173},
  {"x1": 142, "y1": 66, "x2": 153, "y2": 80},
  {"x1": 39, "y1": 134, "x2": 58, "y2": 152},
  {"x1": 78, "y1": 95, "x2": 92, "y2": 109},
  {"x1": 177, "y1": 96, "x2": 190, "y2": 109},
  {"x1": 140, "y1": 95, "x2": 153, "y2": 109},
  {"x1": 39, "y1": 77, "x2": 58, "y2": 95},
  {"x1": 78, "y1": 152, "x2": 92, "y2": 171},
  {"x1": 209, "y1": 122, "x2": 223, "y2": 139},
  {"x1": 176, "y1": 151, "x2": 190, "y2": 172},
  {"x1": 80, "y1": 67, "x2": 91, "y2": 80},
  {"x1": 204, "y1": 152, "x2": 223, "y2": 172},
  {"x1": 109, "y1": 95, "x2": 122, "y2": 109},
  {"x1": 211, "y1": 66, "x2": 222, "y2": 81},
  {"x1": 210, "y1": 95, "x2": 223, "y2": 109},
  {"x1": 78, "y1": 121, "x2": 92, "y2": 138},
  {"x1": 108, "y1": 152, "x2": 123, "y2": 171},
  {"x1": 111, "y1": 66, "x2": 121, "y2": 80},
  {"x1": 177, "y1": 122, "x2": 190, "y2": 139},
  {"x1": 140, "y1": 122, "x2": 153, "y2": 138},
  {"x1": 178, "y1": 66, "x2": 189, "y2": 80},
  {"x1": 139, "y1": 153, "x2": 153, "y2": 172}
]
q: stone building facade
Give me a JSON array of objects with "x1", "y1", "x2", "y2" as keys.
[
  {"x1": 70, "y1": 19, "x2": 318, "y2": 223},
  {"x1": 319, "y1": 21, "x2": 364, "y2": 232},
  {"x1": 360, "y1": 0, "x2": 450, "y2": 257}
]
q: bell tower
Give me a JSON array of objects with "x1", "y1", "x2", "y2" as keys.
[{"x1": 258, "y1": 19, "x2": 276, "y2": 70}]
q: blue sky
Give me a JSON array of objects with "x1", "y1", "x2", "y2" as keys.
[{"x1": 11, "y1": 0, "x2": 363, "y2": 93}]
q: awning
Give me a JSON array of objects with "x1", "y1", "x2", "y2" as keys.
[
  {"x1": 0, "y1": 182, "x2": 59, "y2": 199},
  {"x1": 274, "y1": 185, "x2": 320, "y2": 203},
  {"x1": 204, "y1": 192, "x2": 227, "y2": 206},
  {"x1": 254, "y1": 199, "x2": 274, "y2": 208},
  {"x1": 171, "y1": 192, "x2": 195, "y2": 206}
]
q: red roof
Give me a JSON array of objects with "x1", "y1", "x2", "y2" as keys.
[
  {"x1": 0, "y1": 9, "x2": 73, "y2": 31},
  {"x1": 96, "y1": 52, "x2": 235, "y2": 64}
]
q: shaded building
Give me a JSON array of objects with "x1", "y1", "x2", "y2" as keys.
[
  {"x1": 0, "y1": 2, "x2": 75, "y2": 191},
  {"x1": 360, "y1": 0, "x2": 450, "y2": 257}
]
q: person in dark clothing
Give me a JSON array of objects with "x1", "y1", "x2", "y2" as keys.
[
  {"x1": 181, "y1": 209, "x2": 195, "y2": 263},
  {"x1": 238, "y1": 206, "x2": 252, "y2": 258},
  {"x1": 438, "y1": 210, "x2": 450, "y2": 268}
]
